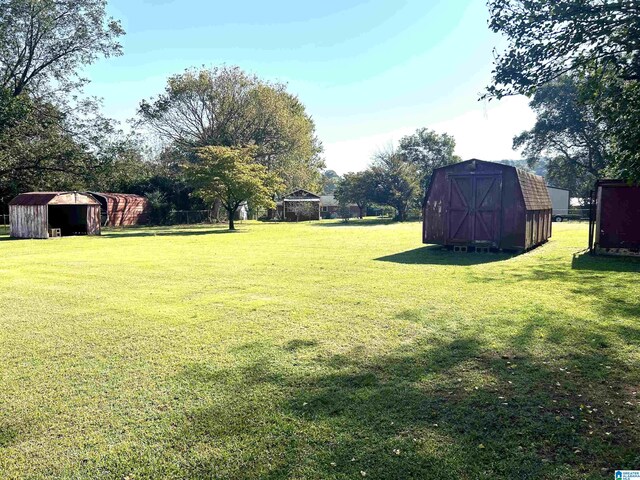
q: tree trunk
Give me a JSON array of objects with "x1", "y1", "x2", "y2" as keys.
[
  {"x1": 358, "y1": 205, "x2": 364, "y2": 219},
  {"x1": 227, "y1": 207, "x2": 236, "y2": 230},
  {"x1": 397, "y1": 206, "x2": 406, "y2": 222},
  {"x1": 212, "y1": 199, "x2": 222, "y2": 223}
]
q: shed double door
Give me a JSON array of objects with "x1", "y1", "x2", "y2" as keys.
[{"x1": 447, "y1": 174, "x2": 502, "y2": 246}]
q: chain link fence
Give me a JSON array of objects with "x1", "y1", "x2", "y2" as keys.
[
  {"x1": 160, "y1": 210, "x2": 254, "y2": 226},
  {"x1": 166, "y1": 210, "x2": 216, "y2": 225}
]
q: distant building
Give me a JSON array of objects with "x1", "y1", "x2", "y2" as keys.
[
  {"x1": 271, "y1": 189, "x2": 321, "y2": 221},
  {"x1": 547, "y1": 186, "x2": 570, "y2": 222},
  {"x1": 319, "y1": 195, "x2": 361, "y2": 219},
  {"x1": 234, "y1": 201, "x2": 248, "y2": 221}
]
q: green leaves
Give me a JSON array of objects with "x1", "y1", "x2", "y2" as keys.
[
  {"x1": 138, "y1": 66, "x2": 324, "y2": 192},
  {"x1": 0, "y1": 0, "x2": 124, "y2": 97},
  {"x1": 184, "y1": 146, "x2": 283, "y2": 229},
  {"x1": 486, "y1": 0, "x2": 640, "y2": 98},
  {"x1": 398, "y1": 128, "x2": 460, "y2": 193},
  {"x1": 488, "y1": 0, "x2": 640, "y2": 182}
]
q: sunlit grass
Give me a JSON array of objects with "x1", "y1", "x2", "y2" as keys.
[{"x1": 0, "y1": 221, "x2": 638, "y2": 479}]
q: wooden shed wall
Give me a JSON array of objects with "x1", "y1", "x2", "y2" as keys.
[
  {"x1": 595, "y1": 183, "x2": 640, "y2": 251},
  {"x1": 92, "y1": 194, "x2": 149, "y2": 227},
  {"x1": 106, "y1": 197, "x2": 149, "y2": 226},
  {"x1": 524, "y1": 210, "x2": 552, "y2": 250},
  {"x1": 9, "y1": 205, "x2": 48, "y2": 239},
  {"x1": 86, "y1": 205, "x2": 101, "y2": 235},
  {"x1": 423, "y1": 161, "x2": 528, "y2": 250}
]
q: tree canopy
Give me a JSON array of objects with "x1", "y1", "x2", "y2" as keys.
[
  {"x1": 368, "y1": 148, "x2": 421, "y2": 222},
  {"x1": 0, "y1": 0, "x2": 129, "y2": 207},
  {"x1": 184, "y1": 146, "x2": 282, "y2": 230},
  {"x1": 513, "y1": 76, "x2": 611, "y2": 200},
  {"x1": 138, "y1": 66, "x2": 325, "y2": 193},
  {"x1": 486, "y1": 0, "x2": 640, "y2": 98},
  {"x1": 0, "y1": 0, "x2": 124, "y2": 98},
  {"x1": 487, "y1": 0, "x2": 640, "y2": 182},
  {"x1": 321, "y1": 169, "x2": 340, "y2": 195},
  {"x1": 398, "y1": 128, "x2": 460, "y2": 193},
  {"x1": 333, "y1": 128, "x2": 459, "y2": 221},
  {"x1": 334, "y1": 171, "x2": 374, "y2": 219}
]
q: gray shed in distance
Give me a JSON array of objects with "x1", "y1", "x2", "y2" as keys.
[
  {"x1": 423, "y1": 159, "x2": 552, "y2": 252},
  {"x1": 9, "y1": 192, "x2": 101, "y2": 239}
]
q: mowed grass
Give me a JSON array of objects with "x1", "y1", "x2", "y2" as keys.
[{"x1": 0, "y1": 220, "x2": 638, "y2": 479}]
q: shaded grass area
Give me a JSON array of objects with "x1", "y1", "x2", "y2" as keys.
[
  {"x1": 376, "y1": 245, "x2": 513, "y2": 265},
  {"x1": 0, "y1": 221, "x2": 638, "y2": 479}
]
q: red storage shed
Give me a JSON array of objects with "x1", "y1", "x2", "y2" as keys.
[
  {"x1": 423, "y1": 159, "x2": 552, "y2": 252},
  {"x1": 89, "y1": 192, "x2": 150, "y2": 227},
  {"x1": 590, "y1": 180, "x2": 640, "y2": 256}
]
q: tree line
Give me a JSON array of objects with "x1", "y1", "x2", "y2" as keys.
[
  {"x1": 324, "y1": 0, "x2": 640, "y2": 217},
  {"x1": 0, "y1": 0, "x2": 324, "y2": 230},
  {"x1": 332, "y1": 129, "x2": 459, "y2": 221},
  {"x1": 338, "y1": 0, "x2": 640, "y2": 210},
  {"x1": 486, "y1": 0, "x2": 640, "y2": 197},
  {"x1": 2, "y1": 0, "x2": 639, "y2": 230}
]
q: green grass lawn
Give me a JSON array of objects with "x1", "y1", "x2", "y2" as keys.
[{"x1": 0, "y1": 220, "x2": 638, "y2": 479}]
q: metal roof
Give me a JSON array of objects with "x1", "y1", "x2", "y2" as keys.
[
  {"x1": 89, "y1": 192, "x2": 146, "y2": 201},
  {"x1": 283, "y1": 188, "x2": 320, "y2": 199},
  {"x1": 9, "y1": 192, "x2": 100, "y2": 206},
  {"x1": 319, "y1": 195, "x2": 339, "y2": 207}
]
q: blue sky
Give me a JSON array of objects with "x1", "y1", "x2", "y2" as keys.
[{"x1": 83, "y1": 0, "x2": 534, "y2": 173}]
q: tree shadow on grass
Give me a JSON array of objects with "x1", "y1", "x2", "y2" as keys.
[
  {"x1": 314, "y1": 218, "x2": 404, "y2": 228},
  {"x1": 0, "y1": 422, "x2": 20, "y2": 448},
  {"x1": 100, "y1": 228, "x2": 239, "y2": 239},
  {"x1": 376, "y1": 245, "x2": 513, "y2": 266},
  {"x1": 572, "y1": 251, "x2": 640, "y2": 273},
  {"x1": 158, "y1": 327, "x2": 639, "y2": 480}
]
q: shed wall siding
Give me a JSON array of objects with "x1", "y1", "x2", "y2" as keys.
[
  {"x1": 9, "y1": 205, "x2": 48, "y2": 238},
  {"x1": 596, "y1": 183, "x2": 640, "y2": 250},
  {"x1": 107, "y1": 198, "x2": 149, "y2": 226},
  {"x1": 86, "y1": 206, "x2": 101, "y2": 235}
]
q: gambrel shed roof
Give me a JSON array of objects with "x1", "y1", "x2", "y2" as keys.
[{"x1": 516, "y1": 170, "x2": 552, "y2": 211}]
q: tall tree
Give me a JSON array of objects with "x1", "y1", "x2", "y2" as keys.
[
  {"x1": 334, "y1": 171, "x2": 373, "y2": 219},
  {"x1": 368, "y1": 149, "x2": 420, "y2": 222},
  {"x1": 513, "y1": 76, "x2": 611, "y2": 200},
  {"x1": 0, "y1": 92, "x2": 87, "y2": 205},
  {"x1": 486, "y1": 0, "x2": 640, "y2": 181},
  {"x1": 0, "y1": 0, "x2": 124, "y2": 98},
  {"x1": 486, "y1": 0, "x2": 640, "y2": 98},
  {"x1": 398, "y1": 128, "x2": 460, "y2": 193},
  {"x1": 0, "y1": 0, "x2": 127, "y2": 206},
  {"x1": 184, "y1": 146, "x2": 282, "y2": 230},
  {"x1": 321, "y1": 169, "x2": 340, "y2": 195},
  {"x1": 138, "y1": 66, "x2": 324, "y2": 192}
]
